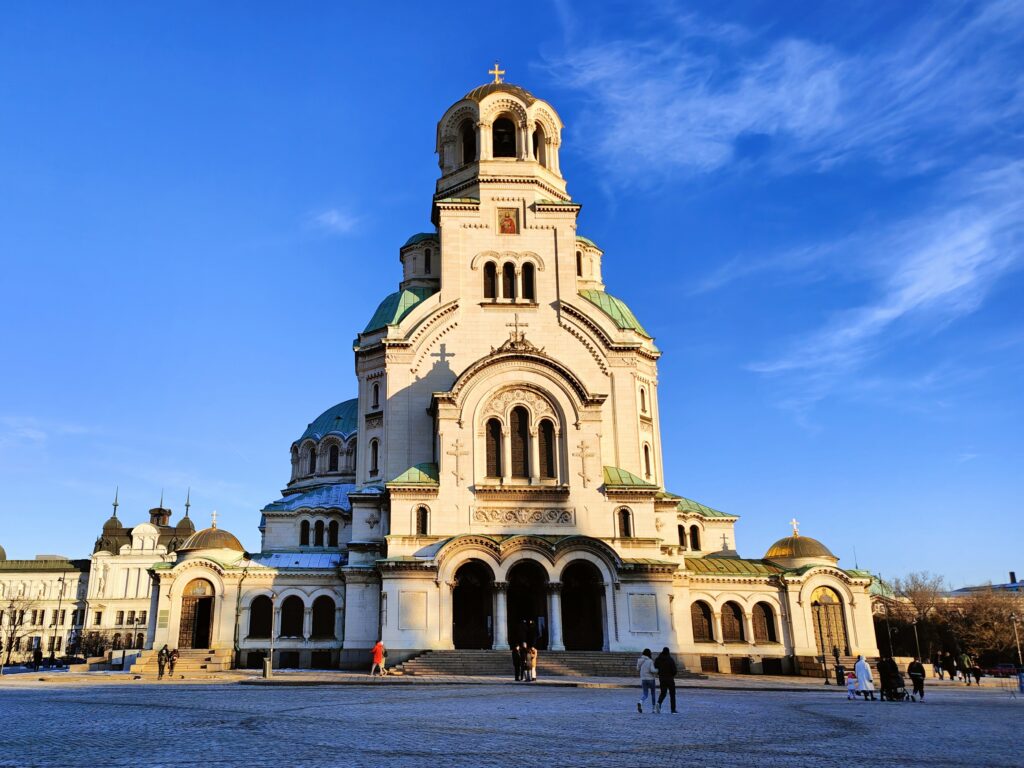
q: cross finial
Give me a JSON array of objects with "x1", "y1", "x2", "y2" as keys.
[
  {"x1": 506, "y1": 313, "x2": 528, "y2": 342},
  {"x1": 790, "y1": 518, "x2": 799, "y2": 537},
  {"x1": 112, "y1": 486, "x2": 119, "y2": 517},
  {"x1": 211, "y1": 510, "x2": 218, "y2": 529},
  {"x1": 159, "y1": 488, "x2": 164, "y2": 509},
  {"x1": 184, "y1": 487, "x2": 191, "y2": 517},
  {"x1": 721, "y1": 533, "x2": 729, "y2": 550},
  {"x1": 488, "y1": 61, "x2": 505, "y2": 84}
]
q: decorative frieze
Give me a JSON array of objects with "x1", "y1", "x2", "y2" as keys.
[{"x1": 473, "y1": 507, "x2": 575, "y2": 525}]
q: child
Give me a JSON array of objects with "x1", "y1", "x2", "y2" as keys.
[{"x1": 846, "y1": 672, "x2": 858, "y2": 700}]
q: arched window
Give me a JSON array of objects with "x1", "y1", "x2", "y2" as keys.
[
  {"x1": 510, "y1": 406, "x2": 529, "y2": 478},
  {"x1": 753, "y1": 602, "x2": 777, "y2": 643},
  {"x1": 369, "y1": 439, "x2": 380, "y2": 475},
  {"x1": 532, "y1": 125, "x2": 546, "y2": 166},
  {"x1": 522, "y1": 262, "x2": 535, "y2": 301},
  {"x1": 643, "y1": 444, "x2": 653, "y2": 480},
  {"x1": 290, "y1": 446, "x2": 299, "y2": 479},
  {"x1": 280, "y1": 596, "x2": 304, "y2": 638},
  {"x1": 689, "y1": 525, "x2": 701, "y2": 551},
  {"x1": 486, "y1": 418, "x2": 503, "y2": 477},
  {"x1": 483, "y1": 262, "x2": 497, "y2": 299},
  {"x1": 314, "y1": 520, "x2": 325, "y2": 547},
  {"x1": 372, "y1": 383, "x2": 380, "y2": 409},
  {"x1": 502, "y1": 262, "x2": 516, "y2": 300},
  {"x1": 492, "y1": 116, "x2": 516, "y2": 158},
  {"x1": 424, "y1": 248, "x2": 432, "y2": 274},
  {"x1": 135, "y1": 632, "x2": 145, "y2": 649},
  {"x1": 307, "y1": 446, "x2": 317, "y2": 475},
  {"x1": 328, "y1": 444, "x2": 339, "y2": 472},
  {"x1": 576, "y1": 251, "x2": 583, "y2": 277},
  {"x1": 311, "y1": 596, "x2": 335, "y2": 639},
  {"x1": 678, "y1": 525, "x2": 687, "y2": 548},
  {"x1": 460, "y1": 119, "x2": 476, "y2": 164},
  {"x1": 415, "y1": 506, "x2": 429, "y2": 536},
  {"x1": 690, "y1": 601, "x2": 714, "y2": 642},
  {"x1": 300, "y1": 520, "x2": 310, "y2": 546},
  {"x1": 618, "y1": 508, "x2": 633, "y2": 538},
  {"x1": 328, "y1": 520, "x2": 339, "y2": 547},
  {"x1": 248, "y1": 595, "x2": 272, "y2": 638},
  {"x1": 538, "y1": 418, "x2": 556, "y2": 479},
  {"x1": 722, "y1": 601, "x2": 745, "y2": 642},
  {"x1": 640, "y1": 387, "x2": 647, "y2": 413},
  {"x1": 112, "y1": 633, "x2": 122, "y2": 650}
]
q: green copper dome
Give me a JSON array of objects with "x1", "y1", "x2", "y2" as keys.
[
  {"x1": 579, "y1": 290, "x2": 650, "y2": 338},
  {"x1": 364, "y1": 287, "x2": 437, "y2": 333},
  {"x1": 402, "y1": 232, "x2": 438, "y2": 248},
  {"x1": 297, "y1": 399, "x2": 358, "y2": 443}
]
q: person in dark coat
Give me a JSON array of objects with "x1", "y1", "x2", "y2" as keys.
[
  {"x1": 654, "y1": 647, "x2": 678, "y2": 714},
  {"x1": 941, "y1": 651, "x2": 956, "y2": 682},
  {"x1": 907, "y1": 657, "x2": 926, "y2": 701},
  {"x1": 32, "y1": 647, "x2": 43, "y2": 672},
  {"x1": 157, "y1": 644, "x2": 169, "y2": 680},
  {"x1": 511, "y1": 643, "x2": 522, "y2": 681}
]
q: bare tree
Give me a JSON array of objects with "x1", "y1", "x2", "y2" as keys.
[
  {"x1": 2, "y1": 596, "x2": 40, "y2": 666},
  {"x1": 893, "y1": 571, "x2": 947, "y2": 620},
  {"x1": 940, "y1": 588, "x2": 1024, "y2": 663}
]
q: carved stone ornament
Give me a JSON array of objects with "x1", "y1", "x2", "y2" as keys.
[
  {"x1": 473, "y1": 508, "x2": 575, "y2": 525},
  {"x1": 483, "y1": 386, "x2": 556, "y2": 422}
]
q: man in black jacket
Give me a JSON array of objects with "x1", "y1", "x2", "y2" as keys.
[
  {"x1": 654, "y1": 647, "x2": 678, "y2": 714},
  {"x1": 907, "y1": 657, "x2": 926, "y2": 701},
  {"x1": 511, "y1": 643, "x2": 522, "y2": 681}
]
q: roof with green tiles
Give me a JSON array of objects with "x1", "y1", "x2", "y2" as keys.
[
  {"x1": 364, "y1": 287, "x2": 437, "y2": 333},
  {"x1": 387, "y1": 463, "x2": 440, "y2": 487},
  {"x1": 602, "y1": 465, "x2": 658, "y2": 489},
  {"x1": 296, "y1": 399, "x2": 358, "y2": 443},
  {"x1": 686, "y1": 557, "x2": 783, "y2": 576},
  {"x1": 674, "y1": 495, "x2": 737, "y2": 519},
  {"x1": 402, "y1": 232, "x2": 438, "y2": 248},
  {"x1": 579, "y1": 290, "x2": 650, "y2": 337},
  {"x1": 575, "y1": 235, "x2": 599, "y2": 248}
]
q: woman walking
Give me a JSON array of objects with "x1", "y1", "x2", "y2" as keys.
[
  {"x1": 636, "y1": 649, "x2": 657, "y2": 713},
  {"x1": 854, "y1": 655, "x2": 876, "y2": 701},
  {"x1": 525, "y1": 645, "x2": 538, "y2": 682}
]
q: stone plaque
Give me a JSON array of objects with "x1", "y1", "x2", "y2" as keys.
[
  {"x1": 628, "y1": 593, "x2": 659, "y2": 633},
  {"x1": 399, "y1": 591, "x2": 427, "y2": 630},
  {"x1": 157, "y1": 609, "x2": 169, "y2": 629}
]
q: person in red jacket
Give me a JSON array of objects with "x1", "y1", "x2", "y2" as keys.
[{"x1": 370, "y1": 641, "x2": 387, "y2": 677}]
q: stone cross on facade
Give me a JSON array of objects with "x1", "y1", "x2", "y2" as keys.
[
  {"x1": 721, "y1": 533, "x2": 729, "y2": 549},
  {"x1": 489, "y1": 61, "x2": 505, "y2": 83},
  {"x1": 573, "y1": 440, "x2": 595, "y2": 488},
  {"x1": 506, "y1": 313, "x2": 528, "y2": 343},
  {"x1": 790, "y1": 518, "x2": 800, "y2": 536},
  {"x1": 447, "y1": 437, "x2": 468, "y2": 486}
]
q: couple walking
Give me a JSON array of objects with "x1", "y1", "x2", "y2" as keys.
[
  {"x1": 637, "y1": 648, "x2": 678, "y2": 714},
  {"x1": 511, "y1": 642, "x2": 538, "y2": 682}
]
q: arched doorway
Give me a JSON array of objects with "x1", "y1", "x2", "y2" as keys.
[
  {"x1": 178, "y1": 578, "x2": 215, "y2": 649},
  {"x1": 811, "y1": 586, "x2": 850, "y2": 657},
  {"x1": 452, "y1": 560, "x2": 494, "y2": 649},
  {"x1": 507, "y1": 560, "x2": 548, "y2": 649},
  {"x1": 561, "y1": 560, "x2": 605, "y2": 651}
]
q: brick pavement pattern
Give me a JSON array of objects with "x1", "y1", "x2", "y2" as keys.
[{"x1": 0, "y1": 684, "x2": 1019, "y2": 767}]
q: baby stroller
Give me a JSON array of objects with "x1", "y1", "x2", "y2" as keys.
[{"x1": 880, "y1": 670, "x2": 913, "y2": 701}]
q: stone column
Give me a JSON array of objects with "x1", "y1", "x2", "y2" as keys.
[
  {"x1": 303, "y1": 607, "x2": 312, "y2": 640},
  {"x1": 517, "y1": 121, "x2": 529, "y2": 160},
  {"x1": 744, "y1": 612, "x2": 756, "y2": 646},
  {"x1": 529, "y1": 427, "x2": 540, "y2": 484},
  {"x1": 493, "y1": 582, "x2": 509, "y2": 649},
  {"x1": 273, "y1": 604, "x2": 282, "y2": 639},
  {"x1": 548, "y1": 583, "x2": 565, "y2": 651},
  {"x1": 501, "y1": 428, "x2": 511, "y2": 483},
  {"x1": 442, "y1": 580, "x2": 457, "y2": 648},
  {"x1": 335, "y1": 604, "x2": 345, "y2": 645},
  {"x1": 713, "y1": 612, "x2": 724, "y2": 646},
  {"x1": 478, "y1": 122, "x2": 491, "y2": 160}
]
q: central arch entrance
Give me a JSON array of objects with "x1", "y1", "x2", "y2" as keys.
[
  {"x1": 507, "y1": 560, "x2": 549, "y2": 649},
  {"x1": 178, "y1": 578, "x2": 215, "y2": 649},
  {"x1": 561, "y1": 560, "x2": 605, "y2": 651},
  {"x1": 811, "y1": 586, "x2": 850, "y2": 657},
  {"x1": 452, "y1": 560, "x2": 494, "y2": 649}
]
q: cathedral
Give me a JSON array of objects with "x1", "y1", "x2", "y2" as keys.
[{"x1": 1, "y1": 72, "x2": 879, "y2": 675}]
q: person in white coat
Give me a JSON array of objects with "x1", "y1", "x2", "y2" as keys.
[
  {"x1": 855, "y1": 655, "x2": 876, "y2": 701},
  {"x1": 636, "y1": 649, "x2": 658, "y2": 713}
]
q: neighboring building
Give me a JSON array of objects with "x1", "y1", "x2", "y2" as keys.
[
  {"x1": 948, "y1": 571, "x2": 1022, "y2": 595},
  {"x1": 0, "y1": 553, "x2": 89, "y2": 661},
  {"x1": 3, "y1": 73, "x2": 881, "y2": 674}
]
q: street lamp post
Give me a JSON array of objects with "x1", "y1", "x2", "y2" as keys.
[
  {"x1": 266, "y1": 591, "x2": 278, "y2": 679},
  {"x1": 1011, "y1": 613, "x2": 1022, "y2": 667},
  {"x1": 911, "y1": 617, "x2": 922, "y2": 661}
]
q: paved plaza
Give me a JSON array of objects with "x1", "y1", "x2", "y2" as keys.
[{"x1": 0, "y1": 681, "x2": 1020, "y2": 768}]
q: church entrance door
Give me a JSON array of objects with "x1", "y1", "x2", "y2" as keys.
[
  {"x1": 561, "y1": 561, "x2": 605, "y2": 651},
  {"x1": 811, "y1": 586, "x2": 850, "y2": 657},
  {"x1": 507, "y1": 560, "x2": 548, "y2": 650},
  {"x1": 178, "y1": 578, "x2": 215, "y2": 649},
  {"x1": 452, "y1": 561, "x2": 494, "y2": 649}
]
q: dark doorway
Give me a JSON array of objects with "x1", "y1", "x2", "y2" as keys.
[
  {"x1": 178, "y1": 578, "x2": 215, "y2": 649},
  {"x1": 452, "y1": 560, "x2": 494, "y2": 649},
  {"x1": 507, "y1": 560, "x2": 548, "y2": 649},
  {"x1": 492, "y1": 117, "x2": 517, "y2": 158},
  {"x1": 561, "y1": 561, "x2": 605, "y2": 650}
]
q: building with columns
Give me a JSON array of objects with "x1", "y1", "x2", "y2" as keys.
[{"x1": 2, "y1": 72, "x2": 879, "y2": 674}]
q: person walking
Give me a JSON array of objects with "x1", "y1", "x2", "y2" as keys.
[
  {"x1": 168, "y1": 648, "x2": 179, "y2": 678},
  {"x1": 931, "y1": 652, "x2": 942, "y2": 680},
  {"x1": 525, "y1": 645, "x2": 538, "y2": 682},
  {"x1": 654, "y1": 647, "x2": 678, "y2": 714},
  {"x1": 854, "y1": 655, "x2": 876, "y2": 701},
  {"x1": 370, "y1": 640, "x2": 386, "y2": 677},
  {"x1": 511, "y1": 643, "x2": 523, "y2": 681},
  {"x1": 959, "y1": 651, "x2": 973, "y2": 685},
  {"x1": 941, "y1": 651, "x2": 956, "y2": 683},
  {"x1": 32, "y1": 647, "x2": 43, "y2": 672},
  {"x1": 907, "y1": 657, "x2": 926, "y2": 702},
  {"x1": 157, "y1": 644, "x2": 169, "y2": 680},
  {"x1": 636, "y1": 649, "x2": 657, "y2": 713}
]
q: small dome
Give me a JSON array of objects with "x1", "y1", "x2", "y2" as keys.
[
  {"x1": 102, "y1": 515, "x2": 122, "y2": 532},
  {"x1": 176, "y1": 515, "x2": 196, "y2": 534},
  {"x1": 179, "y1": 526, "x2": 244, "y2": 553},
  {"x1": 463, "y1": 82, "x2": 536, "y2": 106},
  {"x1": 296, "y1": 398, "x2": 360, "y2": 444},
  {"x1": 0, "y1": 543, "x2": 6, "y2": 561},
  {"x1": 765, "y1": 535, "x2": 836, "y2": 561}
]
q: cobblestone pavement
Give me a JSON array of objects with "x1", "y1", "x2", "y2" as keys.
[{"x1": 0, "y1": 683, "x2": 1019, "y2": 768}]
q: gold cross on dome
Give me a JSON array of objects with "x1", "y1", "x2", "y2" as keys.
[
  {"x1": 211, "y1": 510, "x2": 218, "y2": 529},
  {"x1": 790, "y1": 517, "x2": 799, "y2": 537},
  {"x1": 489, "y1": 61, "x2": 505, "y2": 84}
]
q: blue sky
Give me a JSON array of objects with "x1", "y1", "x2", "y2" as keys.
[{"x1": 1, "y1": 1, "x2": 1020, "y2": 587}]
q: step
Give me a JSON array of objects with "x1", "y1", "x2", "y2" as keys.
[{"x1": 393, "y1": 650, "x2": 705, "y2": 679}]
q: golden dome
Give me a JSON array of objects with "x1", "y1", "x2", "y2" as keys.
[
  {"x1": 179, "y1": 526, "x2": 244, "y2": 553},
  {"x1": 764, "y1": 535, "x2": 836, "y2": 562}
]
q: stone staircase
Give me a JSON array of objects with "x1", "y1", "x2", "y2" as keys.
[
  {"x1": 796, "y1": 655, "x2": 879, "y2": 680},
  {"x1": 393, "y1": 649, "x2": 705, "y2": 679},
  {"x1": 129, "y1": 648, "x2": 234, "y2": 677}
]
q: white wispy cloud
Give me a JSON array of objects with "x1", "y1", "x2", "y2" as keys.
[{"x1": 309, "y1": 207, "x2": 360, "y2": 235}]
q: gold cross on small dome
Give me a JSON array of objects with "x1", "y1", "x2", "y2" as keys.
[
  {"x1": 211, "y1": 510, "x2": 218, "y2": 529},
  {"x1": 790, "y1": 517, "x2": 800, "y2": 537},
  {"x1": 489, "y1": 61, "x2": 505, "y2": 83}
]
